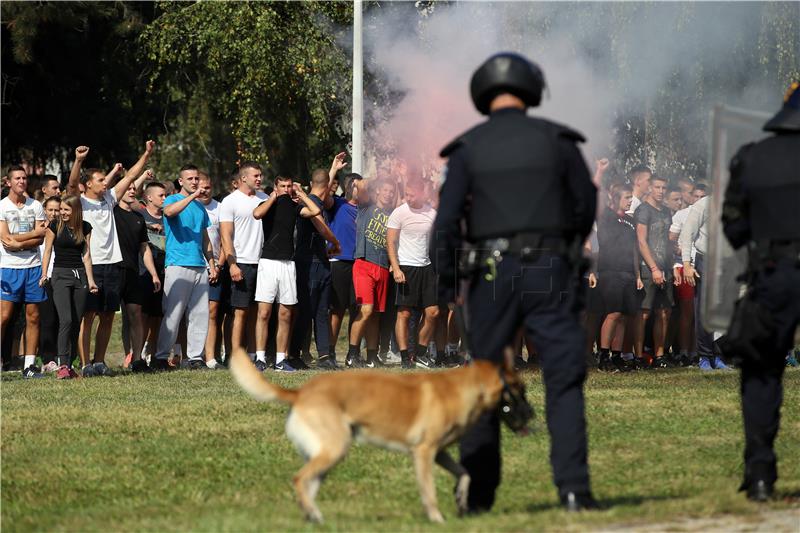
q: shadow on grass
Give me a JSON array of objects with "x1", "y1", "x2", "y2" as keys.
[{"x1": 526, "y1": 493, "x2": 678, "y2": 513}]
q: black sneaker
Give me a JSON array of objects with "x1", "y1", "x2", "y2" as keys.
[
  {"x1": 130, "y1": 359, "x2": 153, "y2": 373},
  {"x1": 401, "y1": 355, "x2": 414, "y2": 369},
  {"x1": 415, "y1": 353, "x2": 435, "y2": 370},
  {"x1": 597, "y1": 352, "x2": 612, "y2": 372},
  {"x1": 346, "y1": 354, "x2": 365, "y2": 368},
  {"x1": 82, "y1": 364, "x2": 97, "y2": 377},
  {"x1": 745, "y1": 480, "x2": 774, "y2": 502},
  {"x1": 446, "y1": 352, "x2": 465, "y2": 367},
  {"x1": 150, "y1": 358, "x2": 175, "y2": 372},
  {"x1": 286, "y1": 356, "x2": 309, "y2": 370},
  {"x1": 93, "y1": 361, "x2": 111, "y2": 376},
  {"x1": 366, "y1": 355, "x2": 385, "y2": 368},
  {"x1": 610, "y1": 354, "x2": 630, "y2": 373},
  {"x1": 653, "y1": 357, "x2": 670, "y2": 369},
  {"x1": 254, "y1": 360, "x2": 269, "y2": 372},
  {"x1": 187, "y1": 359, "x2": 208, "y2": 370},
  {"x1": 22, "y1": 365, "x2": 44, "y2": 379},
  {"x1": 561, "y1": 491, "x2": 600, "y2": 512},
  {"x1": 317, "y1": 356, "x2": 340, "y2": 371}
]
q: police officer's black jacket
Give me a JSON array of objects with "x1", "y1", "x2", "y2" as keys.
[
  {"x1": 723, "y1": 132, "x2": 800, "y2": 249},
  {"x1": 432, "y1": 107, "x2": 596, "y2": 300}
]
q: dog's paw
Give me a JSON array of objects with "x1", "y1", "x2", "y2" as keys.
[
  {"x1": 306, "y1": 509, "x2": 324, "y2": 524},
  {"x1": 455, "y1": 474, "x2": 470, "y2": 516},
  {"x1": 427, "y1": 509, "x2": 445, "y2": 523}
]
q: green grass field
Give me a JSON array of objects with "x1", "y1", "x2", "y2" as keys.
[{"x1": 2, "y1": 356, "x2": 799, "y2": 532}]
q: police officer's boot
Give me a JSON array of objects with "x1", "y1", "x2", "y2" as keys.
[
  {"x1": 739, "y1": 463, "x2": 775, "y2": 502},
  {"x1": 560, "y1": 490, "x2": 600, "y2": 512}
]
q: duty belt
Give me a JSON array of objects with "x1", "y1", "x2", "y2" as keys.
[{"x1": 467, "y1": 234, "x2": 569, "y2": 281}]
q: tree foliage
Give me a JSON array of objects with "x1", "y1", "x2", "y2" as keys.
[{"x1": 141, "y1": 1, "x2": 353, "y2": 180}]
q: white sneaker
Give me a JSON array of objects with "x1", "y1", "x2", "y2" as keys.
[{"x1": 380, "y1": 350, "x2": 402, "y2": 365}]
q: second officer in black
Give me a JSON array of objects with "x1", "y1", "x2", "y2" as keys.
[
  {"x1": 432, "y1": 53, "x2": 598, "y2": 512},
  {"x1": 721, "y1": 81, "x2": 800, "y2": 502}
]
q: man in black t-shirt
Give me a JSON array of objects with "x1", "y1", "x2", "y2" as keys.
[
  {"x1": 114, "y1": 181, "x2": 162, "y2": 372},
  {"x1": 290, "y1": 166, "x2": 341, "y2": 370},
  {"x1": 634, "y1": 175, "x2": 674, "y2": 367},
  {"x1": 252, "y1": 176, "x2": 321, "y2": 372}
]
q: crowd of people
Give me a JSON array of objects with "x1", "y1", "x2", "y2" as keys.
[
  {"x1": 1, "y1": 143, "x2": 463, "y2": 378},
  {"x1": 586, "y1": 160, "x2": 748, "y2": 372},
  {"x1": 3, "y1": 143, "x2": 794, "y2": 380}
]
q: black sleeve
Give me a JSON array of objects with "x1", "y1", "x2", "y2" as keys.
[
  {"x1": 559, "y1": 136, "x2": 596, "y2": 240},
  {"x1": 722, "y1": 144, "x2": 752, "y2": 250},
  {"x1": 430, "y1": 147, "x2": 471, "y2": 303},
  {"x1": 48, "y1": 220, "x2": 58, "y2": 234},
  {"x1": 83, "y1": 221, "x2": 92, "y2": 235},
  {"x1": 137, "y1": 218, "x2": 148, "y2": 244}
]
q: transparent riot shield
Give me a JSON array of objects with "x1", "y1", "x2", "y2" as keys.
[{"x1": 702, "y1": 104, "x2": 770, "y2": 332}]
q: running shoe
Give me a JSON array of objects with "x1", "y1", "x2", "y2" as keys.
[{"x1": 274, "y1": 360, "x2": 297, "y2": 373}]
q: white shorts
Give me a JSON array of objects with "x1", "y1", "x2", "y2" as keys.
[{"x1": 255, "y1": 258, "x2": 297, "y2": 305}]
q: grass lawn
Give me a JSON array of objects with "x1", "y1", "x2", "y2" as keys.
[{"x1": 2, "y1": 355, "x2": 799, "y2": 532}]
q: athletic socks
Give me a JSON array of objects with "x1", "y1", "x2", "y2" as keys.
[
  {"x1": 400, "y1": 349, "x2": 409, "y2": 361},
  {"x1": 436, "y1": 350, "x2": 446, "y2": 366},
  {"x1": 24, "y1": 355, "x2": 36, "y2": 368},
  {"x1": 276, "y1": 352, "x2": 286, "y2": 364},
  {"x1": 347, "y1": 344, "x2": 360, "y2": 358},
  {"x1": 255, "y1": 350, "x2": 266, "y2": 363},
  {"x1": 366, "y1": 349, "x2": 378, "y2": 364}
]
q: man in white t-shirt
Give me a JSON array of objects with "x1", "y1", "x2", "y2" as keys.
[
  {"x1": 386, "y1": 179, "x2": 441, "y2": 369},
  {"x1": 0, "y1": 165, "x2": 47, "y2": 378},
  {"x1": 626, "y1": 164, "x2": 652, "y2": 216},
  {"x1": 219, "y1": 162, "x2": 268, "y2": 363},
  {"x1": 199, "y1": 172, "x2": 227, "y2": 368},
  {"x1": 66, "y1": 142, "x2": 155, "y2": 376}
]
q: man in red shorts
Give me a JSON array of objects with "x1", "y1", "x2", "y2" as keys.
[{"x1": 345, "y1": 178, "x2": 396, "y2": 368}]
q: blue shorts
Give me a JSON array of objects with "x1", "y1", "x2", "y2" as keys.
[{"x1": 1, "y1": 266, "x2": 47, "y2": 303}]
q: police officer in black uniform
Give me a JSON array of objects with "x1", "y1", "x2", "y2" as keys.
[
  {"x1": 432, "y1": 53, "x2": 598, "y2": 512},
  {"x1": 722, "y1": 82, "x2": 800, "y2": 501}
]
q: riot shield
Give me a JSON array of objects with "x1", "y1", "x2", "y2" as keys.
[{"x1": 702, "y1": 104, "x2": 770, "y2": 332}]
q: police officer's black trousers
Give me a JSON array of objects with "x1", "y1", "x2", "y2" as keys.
[
  {"x1": 739, "y1": 260, "x2": 800, "y2": 488},
  {"x1": 461, "y1": 254, "x2": 590, "y2": 510}
]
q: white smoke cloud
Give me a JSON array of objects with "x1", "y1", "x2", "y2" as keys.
[{"x1": 359, "y1": 2, "x2": 793, "y2": 179}]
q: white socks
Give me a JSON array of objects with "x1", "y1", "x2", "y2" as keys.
[
  {"x1": 276, "y1": 352, "x2": 286, "y2": 364},
  {"x1": 24, "y1": 355, "x2": 36, "y2": 368},
  {"x1": 256, "y1": 350, "x2": 266, "y2": 363},
  {"x1": 206, "y1": 359, "x2": 218, "y2": 369}
]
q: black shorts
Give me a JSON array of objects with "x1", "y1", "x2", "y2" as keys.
[
  {"x1": 229, "y1": 263, "x2": 258, "y2": 309},
  {"x1": 395, "y1": 264, "x2": 437, "y2": 309},
  {"x1": 597, "y1": 271, "x2": 641, "y2": 315},
  {"x1": 121, "y1": 268, "x2": 144, "y2": 306},
  {"x1": 140, "y1": 270, "x2": 164, "y2": 317},
  {"x1": 86, "y1": 263, "x2": 122, "y2": 313},
  {"x1": 640, "y1": 269, "x2": 675, "y2": 310},
  {"x1": 330, "y1": 260, "x2": 355, "y2": 310},
  {"x1": 209, "y1": 264, "x2": 231, "y2": 304}
]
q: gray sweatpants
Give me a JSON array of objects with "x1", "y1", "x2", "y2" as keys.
[{"x1": 155, "y1": 265, "x2": 209, "y2": 361}]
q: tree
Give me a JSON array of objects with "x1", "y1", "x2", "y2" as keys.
[{"x1": 141, "y1": 1, "x2": 354, "y2": 181}]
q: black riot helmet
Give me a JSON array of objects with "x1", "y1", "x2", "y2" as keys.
[
  {"x1": 470, "y1": 52, "x2": 546, "y2": 115},
  {"x1": 764, "y1": 81, "x2": 800, "y2": 133}
]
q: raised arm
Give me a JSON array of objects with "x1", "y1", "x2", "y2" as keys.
[
  {"x1": 295, "y1": 184, "x2": 321, "y2": 218},
  {"x1": 113, "y1": 140, "x2": 155, "y2": 199},
  {"x1": 163, "y1": 189, "x2": 202, "y2": 218},
  {"x1": 67, "y1": 145, "x2": 90, "y2": 195},
  {"x1": 253, "y1": 194, "x2": 278, "y2": 220},
  {"x1": 325, "y1": 152, "x2": 348, "y2": 209}
]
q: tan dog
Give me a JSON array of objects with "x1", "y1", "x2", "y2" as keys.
[{"x1": 229, "y1": 348, "x2": 530, "y2": 523}]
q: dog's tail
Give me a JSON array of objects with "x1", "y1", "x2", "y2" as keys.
[{"x1": 228, "y1": 348, "x2": 298, "y2": 404}]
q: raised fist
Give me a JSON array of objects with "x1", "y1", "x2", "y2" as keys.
[
  {"x1": 76, "y1": 146, "x2": 90, "y2": 161},
  {"x1": 595, "y1": 158, "x2": 610, "y2": 173},
  {"x1": 145, "y1": 140, "x2": 156, "y2": 153}
]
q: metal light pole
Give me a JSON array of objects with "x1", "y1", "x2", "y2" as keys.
[{"x1": 352, "y1": 0, "x2": 363, "y2": 174}]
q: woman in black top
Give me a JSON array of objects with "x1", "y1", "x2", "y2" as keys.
[
  {"x1": 39, "y1": 195, "x2": 97, "y2": 378},
  {"x1": 593, "y1": 182, "x2": 643, "y2": 370}
]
